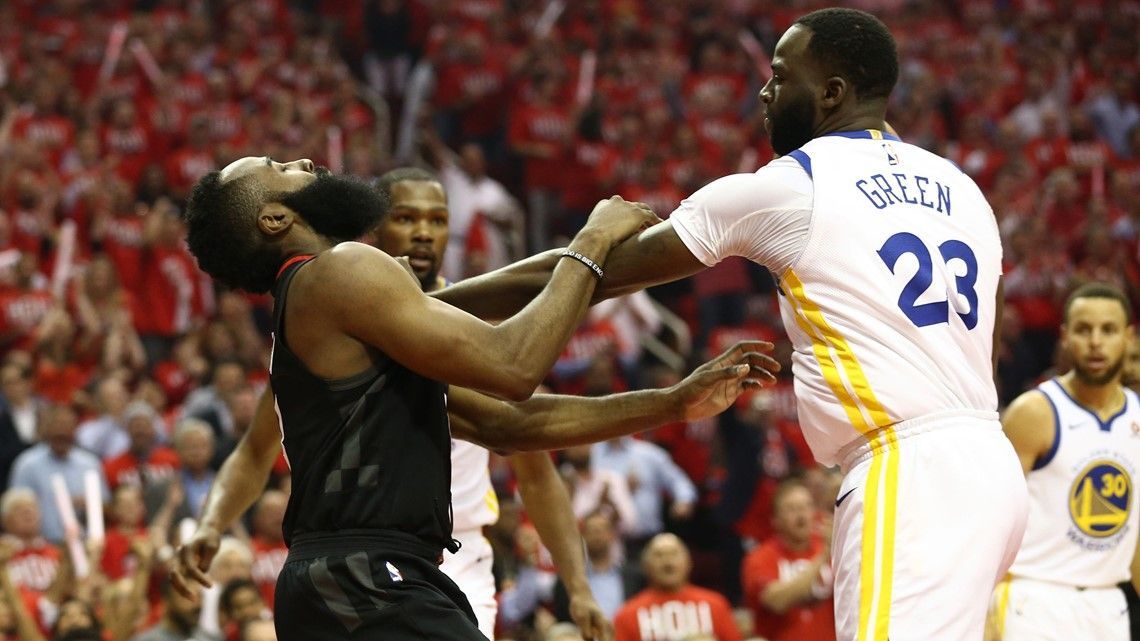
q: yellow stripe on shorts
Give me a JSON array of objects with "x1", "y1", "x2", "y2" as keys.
[
  {"x1": 779, "y1": 271, "x2": 898, "y2": 640},
  {"x1": 858, "y1": 427, "x2": 900, "y2": 641},
  {"x1": 994, "y1": 576, "x2": 1013, "y2": 638}
]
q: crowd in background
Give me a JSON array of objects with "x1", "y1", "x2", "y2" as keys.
[{"x1": 0, "y1": 0, "x2": 1138, "y2": 640}]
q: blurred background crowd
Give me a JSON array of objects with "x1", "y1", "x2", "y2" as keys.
[{"x1": 0, "y1": 0, "x2": 1138, "y2": 640}]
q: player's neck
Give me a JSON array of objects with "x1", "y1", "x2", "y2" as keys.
[
  {"x1": 815, "y1": 104, "x2": 888, "y2": 140},
  {"x1": 1060, "y1": 372, "x2": 1124, "y2": 419}
]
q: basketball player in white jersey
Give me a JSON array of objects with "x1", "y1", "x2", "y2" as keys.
[
  {"x1": 437, "y1": 8, "x2": 1028, "y2": 640},
  {"x1": 362, "y1": 167, "x2": 607, "y2": 640},
  {"x1": 992, "y1": 283, "x2": 1140, "y2": 641}
]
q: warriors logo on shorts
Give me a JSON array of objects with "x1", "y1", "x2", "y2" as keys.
[{"x1": 1069, "y1": 460, "x2": 1131, "y2": 538}]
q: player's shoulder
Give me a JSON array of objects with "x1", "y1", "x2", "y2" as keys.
[
  {"x1": 310, "y1": 242, "x2": 406, "y2": 280},
  {"x1": 1002, "y1": 386, "x2": 1055, "y2": 425}
]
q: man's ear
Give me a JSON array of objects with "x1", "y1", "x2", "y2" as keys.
[
  {"x1": 821, "y1": 76, "x2": 848, "y2": 109},
  {"x1": 257, "y1": 203, "x2": 295, "y2": 237}
]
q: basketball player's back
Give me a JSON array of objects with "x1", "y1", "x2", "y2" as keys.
[
  {"x1": 777, "y1": 129, "x2": 1002, "y2": 461},
  {"x1": 778, "y1": 129, "x2": 1028, "y2": 641}
]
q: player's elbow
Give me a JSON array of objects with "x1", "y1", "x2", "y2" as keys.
[{"x1": 491, "y1": 364, "x2": 542, "y2": 402}]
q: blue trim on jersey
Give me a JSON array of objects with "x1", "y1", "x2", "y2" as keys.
[
  {"x1": 1033, "y1": 386, "x2": 1062, "y2": 471},
  {"x1": 787, "y1": 150, "x2": 813, "y2": 178},
  {"x1": 823, "y1": 129, "x2": 902, "y2": 142},
  {"x1": 1052, "y1": 377, "x2": 1128, "y2": 432}
]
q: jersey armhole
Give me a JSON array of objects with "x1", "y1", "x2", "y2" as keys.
[
  {"x1": 1031, "y1": 388, "x2": 1062, "y2": 471},
  {"x1": 781, "y1": 152, "x2": 816, "y2": 277}
]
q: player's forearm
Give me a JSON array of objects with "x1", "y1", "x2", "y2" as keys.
[
  {"x1": 485, "y1": 389, "x2": 683, "y2": 452},
  {"x1": 511, "y1": 452, "x2": 591, "y2": 597},
  {"x1": 430, "y1": 249, "x2": 560, "y2": 321},
  {"x1": 434, "y1": 247, "x2": 648, "y2": 321},
  {"x1": 198, "y1": 438, "x2": 278, "y2": 533},
  {"x1": 490, "y1": 233, "x2": 609, "y2": 399}
]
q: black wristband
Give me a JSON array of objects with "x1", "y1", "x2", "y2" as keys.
[{"x1": 560, "y1": 249, "x2": 604, "y2": 280}]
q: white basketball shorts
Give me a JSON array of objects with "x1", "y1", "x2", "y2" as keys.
[
  {"x1": 832, "y1": 411, "x2": 1028, "y2": 641},
  {"x1": 440, "y1": 529, "x2": 497, "y2": 640},
  {"x1": 991, "y1": 577, "x2": 1128, "y2": 641}
]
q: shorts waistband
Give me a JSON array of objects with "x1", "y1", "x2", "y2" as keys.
[
  {"x1": 286, "y1": 529, "x2": 445, "y2": 564},
  {"x1": 838, "y1": 409, "x2": 999, "y2": 474}
]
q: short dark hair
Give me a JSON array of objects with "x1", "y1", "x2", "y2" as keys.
[
  {"x1": 220, "y1": 578, "x2": 261, "y2": 616},
  {"x1": 794, "y1": 8, "x2": 899, "y2": 101},
  {"x1": 184, "y1": 171, "x2": 271, "y2": 292},
  {"x1": 373, "y1": 167, "x2": 439, "y2": 217},
  {"x1": 1064, "y1": 282, "x2": 1134, "y2": 324}
]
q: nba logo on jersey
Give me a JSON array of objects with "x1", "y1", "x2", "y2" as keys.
[{"x1": 882, "y1": 142, "x2": 900, "y2": 165}]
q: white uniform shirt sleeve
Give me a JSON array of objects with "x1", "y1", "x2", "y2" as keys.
[{"x1": 669, "y1": 156, "x2": 814, "y2": 275}]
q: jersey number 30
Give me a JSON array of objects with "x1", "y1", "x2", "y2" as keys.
[{"x1": 877, "y1": 232, "x2": 979, "y2": 330}]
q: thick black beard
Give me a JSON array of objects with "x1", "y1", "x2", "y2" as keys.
[
  {"x1": 278, "y1": 170, "x2": 386, "y2": 242},
  {"x1": 1074, "y1": 357, "x2": 1125, "y2": 386},
  {"x1": 769, "y1": 91, "x2": 817, "y2": 156}
]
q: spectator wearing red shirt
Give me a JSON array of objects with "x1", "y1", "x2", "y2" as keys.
[
  {"x1": 0, "y1": 254, "x2": 53, "y2": 355},
  {"x1": 99, "y1": 484, "x2": 149, "y2": 580},
  {"x1": 135, "y1": 199, "x2": 208, "y2": 363},
  {"x1": 0, "y1": 488, "x2": 60, "y2": 593},
  {"x1": 102, "y1": 401, "x2": 180, "y2": 492},
  {"x1": 508, "y1": 74, "x2": 575, "y2": 252},
  {"x1": 249, "y1": 490, "x2": 288, "y2": 609},
  {"x1": 624, "y1": 156, "x2": 684, "y2": 220},
  {"x1": 164, "y1": 116, "x2": 216, "y2": 201},
  {"x1": 1024, "y1": 107, "x2": 1070, "y2": 178},
  {"x1": 434, "y1": 30, "x2": 510, "y2": 146},
  {"x1": 741, "y1": 479, "x2": 835, "y2": 641},
  {"x1": 11, "y1": 80, "x2": 75, "y2": 167},
  {"x1": 31, "y1": 306, "x2": 95, "y2": 407},
  {"x1": 5, "y1": 172, "x2": 58, "y2": 257},
  {"x1": 613, "y1": 534, "x2": 742, "y2": 641},
  {"x1": 100, "y1": 98, "x2": 157, "y2": 187}
]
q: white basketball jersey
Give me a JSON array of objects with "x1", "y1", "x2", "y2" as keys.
[
  {"x1": 1010, "y1": 378, "x2": 1140, "y2": 586},
  {"x1": 778, "y1": 131, "x2": 1002, "y2": 465},
  {"x1": 450, "y1": 439, "x2": 499, "y2": 532}
]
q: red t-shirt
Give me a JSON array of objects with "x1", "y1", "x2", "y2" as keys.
[
  {"x1": 164, "y1": 147, "x2": 215, "y2": 196},
  {"x1": 135, "y1": 245, "x2": 203, "y2": 337},
  {"x1": 741, "y1": 534, "x2": 835, "y2": 641},
  {"x1": 508, "y1": 102, "x2": 572, "y2": 190},
  {"x1": 101, "y1": 527, "x2": 147, "y2": 580},
  {"x1": 0, "y1": 288, "x2": 53, "y2": 351},
  {"x1": 251, "y1": 536, "x2": 288, "y2": 608},
  {"x1": 99, "y1": 215, "x2": 146, "y2": 295},
  {"x1": 12, "y1": 113, "x2": 75, "y2": 165},
  {"x1": 613, "y1": 585, "x2": 742, "y2": 641},
  {"x1": 3, "y1": 538, "x2": 61, "y2": 592},
  {"x1": 102, "y1": 447, "x2": 181, "y2": 491},
  {"x1": 101, "y1": 123, "x2": 155, "y2": 186}
]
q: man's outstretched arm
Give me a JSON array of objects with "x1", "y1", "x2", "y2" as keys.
[
  {"x1": 447, "y1": 341, "x2": 776, "y2": 452},
  {"x1": 170, "y1": 386, "x2": 281, "y2": 596},
  {"x1": 511, "y1": 452, "x2": 612, "y2": 641},
  {"x1": 431, "y1": 221, "x2": 705, "y2": 321}
]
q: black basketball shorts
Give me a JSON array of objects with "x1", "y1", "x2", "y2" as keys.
[{"x1": 274, "y1": 532, "x2": 486, "y2": 640}]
